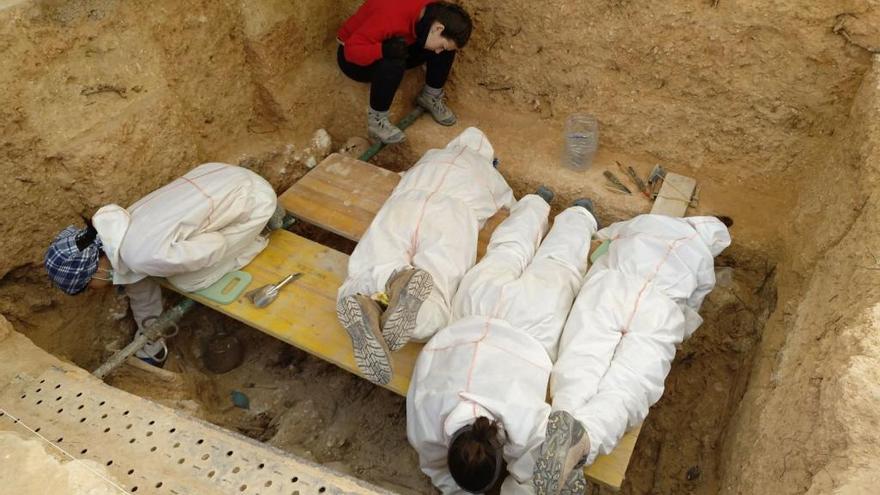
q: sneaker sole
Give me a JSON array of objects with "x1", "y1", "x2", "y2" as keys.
[
  {"x1": 534, "y1": 411, "x2": 586, "y2": 495},
  {"x1": 559, "y1": 469, "x2": 586, "y2": 495},
  {"x1": 381, "y1": 270, "x2": 433, "y2": 352},
  {"x1": 336, "y1": 296, "x2": 393, "y2": 385}
]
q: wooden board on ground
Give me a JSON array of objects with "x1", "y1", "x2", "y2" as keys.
[
  {"x1": 279, "y1": 153, "x2": 508, "y2": 259},
  {"x1": 163, "y1": 229, "x2": 422, "y2": 397},
  {"x1": 651, "y1": 171, "x2": 696, "y2": 217}
]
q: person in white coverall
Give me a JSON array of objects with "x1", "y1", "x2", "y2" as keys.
[
  {"x1": 407, "y1": 189, "x2": 599, "y2": 494},
  {"x1": 44, "y1": 163, "x2": 280, "y2": 365},
  {"x1": 532, "y1": 214, "x2": 731, "y2": 495},
  {"x1": 337, "y1": 127, "x2": 514, "y2": 386}
]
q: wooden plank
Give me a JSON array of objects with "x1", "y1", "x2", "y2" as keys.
[
  {"x1": 279, "y1": 153, "x2": 507, "y2": 258},
  {"x1": 163, "y1": 229, "x2": 422, "y2": 397},
  {"x1": 164, "y1": 228, "x2": 636, "y2": 488},
  {"x1": 651, "y1": 172, "x2": 696, "y2": 217},
  {"x1": 278, "y1": 154, "x2": 399, "y2": 241}
]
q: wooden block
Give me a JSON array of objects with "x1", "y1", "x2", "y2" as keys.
[
  {"x1": 651, "y1": 172, "x2": 696, "y2": 217},
  {"x1": 163, "y1": 229, "x2": 422, "y2": 397}
]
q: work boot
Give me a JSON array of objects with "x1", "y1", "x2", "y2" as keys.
[
  {"x1": 572, "y1": 198, "x2": 600, "y2": 229},
  {"x1": 380, "y1": 268, "x2": 434, "y2": 351},
  {"x1": 536, "y1": 186, "x2": 555, "y2": 204},
  {"x1": 336, "y1": 294, "x2": 393, "y2": 385},
  {"x1": 416, "y1": 87, "x2": 457, "y2": 126},
  {"x1": 533, "y1": 411, "x2": 590, "y2": 495},
  {"x1": 368, "y1": 108, "x2": 406, "y2": 144}
]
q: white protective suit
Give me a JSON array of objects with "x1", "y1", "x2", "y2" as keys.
[
  {"x1": 408, "y1": 196, "x2": 598, "y2": 494},
  {"x1": 91, "y1": 163, "x2": 277, "y2": 331},
  {"x1": 550, "y1": 214, "x2": 731, "y2": 465},
  {"x1": 339, "y1": 127, "x2": 515, "y2": 341}
]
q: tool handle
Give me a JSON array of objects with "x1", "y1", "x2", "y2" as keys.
[{"x1": 272, "y1": 272, "x2": 302, "y2": 292}]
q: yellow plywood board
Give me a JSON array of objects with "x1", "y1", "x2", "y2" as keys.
[
  {"x1": 166, "y1": 229, "x2": 637, "y2": 488},
  {"x1": 280, "y1": 153, "x2": 507, "y2": 259},
  {"x1": 163, "y1": 230, "x2": 422, "y2": 397}
]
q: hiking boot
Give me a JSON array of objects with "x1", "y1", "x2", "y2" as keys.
[
  {"x1": 380, "y1": 268, "x2": 434, "y2": 351},
  {"x1": 572, "y1": 198, "x2": 600, "y2": 229},
  {"x1": 336, "y1": 294, "x2": 393, "y2": 385},
  {"x1": 536, "y1": 186, "x2": 555, "y2": 204},
  {"x1": 534, "y1": 411, "x2": 590, "y2": 495},
  {"x1": 416, "y1": 89, "x2": 456, "y2": 126},
  {"x1": 368, "y1": 109, "x2": 406, "y2": 144}
]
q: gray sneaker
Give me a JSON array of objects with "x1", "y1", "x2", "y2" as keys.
[
  {"x1": 368, "y1": 112, "x2": 406, "y2": 144},
  {"x1": 534, "y1": 411, "x2": 590, "y2": 495},
  {"x1": 416, "y1": 90, "x2": 457, "y2": 126},
  {"x1": 337, "y1": 294, "x2": 393, "y2": 385},
  {"x1": 381, "y1": 268, "x2": 433, "y2": 351}
]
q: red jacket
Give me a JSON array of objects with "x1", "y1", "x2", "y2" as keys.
[{"x1": 338, "y1": 0, "x2": 433, "y2": 66}]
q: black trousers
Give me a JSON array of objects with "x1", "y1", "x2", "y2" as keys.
[{"x1": 337, "y1": 44, "x2": 455, "y2": 112}]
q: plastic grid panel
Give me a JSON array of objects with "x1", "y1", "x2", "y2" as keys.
[{"x1": 0, "y1": 368, "x2": 390, "y2": 495}]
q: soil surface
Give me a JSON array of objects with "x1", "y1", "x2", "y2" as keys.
[{"x1": 3, "y1": 0, "x2": 880, "y2": 493}]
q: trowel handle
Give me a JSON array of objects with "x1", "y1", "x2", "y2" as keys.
[{"x1": 273, "y1": 272, "x2": 302, "y2": 292}]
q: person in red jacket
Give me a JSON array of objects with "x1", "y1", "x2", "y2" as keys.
[{"x1": 337, "y1": 0, "x2": 472, "y2": 144}]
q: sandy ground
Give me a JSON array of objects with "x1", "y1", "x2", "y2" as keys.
[{"x1": 3, "y1": 0, "x2": 880, "y2": 493}]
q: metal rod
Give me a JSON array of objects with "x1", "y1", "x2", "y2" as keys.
[
  {"x1": 93, "y1": 298, "x2": 197, "y2": 379},
  {"x1": 358, "y1": 107, "x2": 426, "y2": 162}
]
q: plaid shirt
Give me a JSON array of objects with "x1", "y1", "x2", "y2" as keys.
[{"x1": 44, "y1": 226, "x2": 102, "y2": 295}]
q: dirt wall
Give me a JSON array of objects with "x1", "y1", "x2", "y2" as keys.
[
  {"x1": 0, "y1": 0, "x2": 344, "y2": 357},
  {"x1": 718, "y1": 56, "x2": 880, "y2": 494},
  {"x1": 4, "y1": 1, "x2": 880, "y2": 493}
]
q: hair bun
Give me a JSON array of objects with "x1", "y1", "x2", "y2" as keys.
[{"x1": 471, "y1": 417, "x2": 498, "y2": 442}]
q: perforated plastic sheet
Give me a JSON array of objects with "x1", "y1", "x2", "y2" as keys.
[{"x1": 0, "y1": 367, "x2": 390, "y2": 495}]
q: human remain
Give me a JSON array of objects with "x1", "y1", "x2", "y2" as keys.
[
  {"x1": 337, "y1": 0, "x2": 473, "y2": 143},
  {"x1": 406, "y1": 189, "x2": 600, "y2": 494},
  {"x1": 336, "y1": 127, "x2": 514, "y2": 386},
  {"x1": 44, "y1": 163, "x2": 280, "y2": 366},
  {"x1": 532, "y1": 215, "x2": 732, "y2": 494}
]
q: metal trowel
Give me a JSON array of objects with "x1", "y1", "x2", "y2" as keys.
[{"x1": 246, "y1": 273, "x2": 302, "y2": 308}]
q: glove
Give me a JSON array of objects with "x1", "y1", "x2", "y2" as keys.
[{"x1": 381, "y1": 37, "x2": 408, "y2": 61}]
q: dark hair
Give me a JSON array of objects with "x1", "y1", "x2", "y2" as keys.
[
  {"x1": 428, "y1": 2, "x2": 473, "y2": 48},
  {"x1": 76, "y1": 214, "x2": 99, "y2": 251},
  {"x1": 447, "y1": 417, "x2": 502, "y2": 493},
  {"x1": 716, "y1": 215, "x2": 734, "y2": 228}
]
